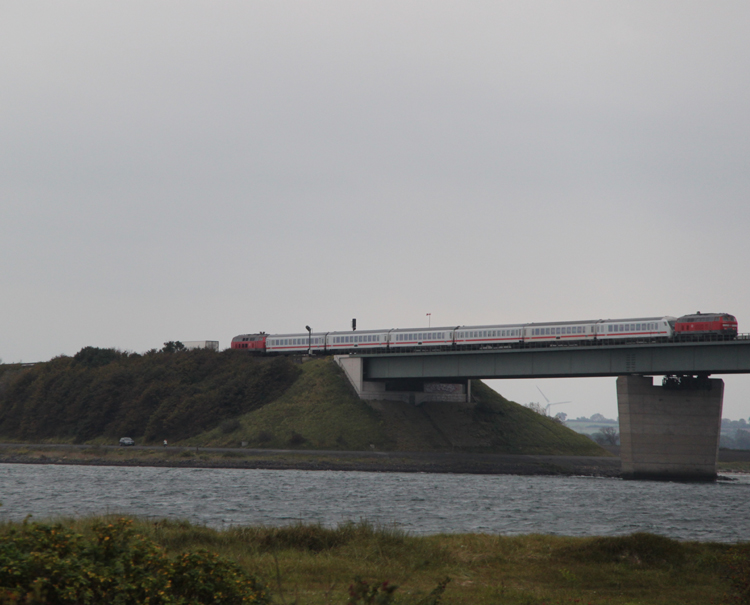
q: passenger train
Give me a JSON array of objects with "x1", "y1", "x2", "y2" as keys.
[{"x1": 231, "y1": 313, "x2": 738, "y2": 355}]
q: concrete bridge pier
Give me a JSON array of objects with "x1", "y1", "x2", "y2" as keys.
[{"x1": 617, "y1": 375, "x2": 724, "y2": 481}]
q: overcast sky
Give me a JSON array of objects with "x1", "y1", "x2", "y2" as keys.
[{"x1": 2, "y1": 2, "x2": 749, "y2": 420}]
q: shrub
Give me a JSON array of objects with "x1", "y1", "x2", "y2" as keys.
[
  {"x1": 558, "y1": 532, "x2": 686, "y2": 567},
  {"x1": 288, "y1": 432, "x2": 306, "y2": 446},
  {"x1": 346, "y1": 576, "x2": 450, "y2": 605},
  {"x1": 0, "y1": 518, "x2": 270, "y2": 604},
  {"x1": 723, "y1": 543, "x2": 750, "y2": 604},
  {"x1": 220, "y1": 418, "x2": 241, "y2": 434}
]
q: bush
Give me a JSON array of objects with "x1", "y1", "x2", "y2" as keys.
[
  {"x1": 723, "y1": 543, "x2": 750, "y2": 604},
  {"x1": 558, "y1": 532, "x2": 687, "y2": 567},
  {"x1": 73, "y1": 347, "x2": 124, "y2": 368},
  {"x1": 220, "y1": 418, "x2": 241, "y2": 434},
  {"x1": 0, "y1": 518, "x2": 270, "y2": 604},
  {"x1": 288, "y1": 432, "x2": 306, "y2": 446}
]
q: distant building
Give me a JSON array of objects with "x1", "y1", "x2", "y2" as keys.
[{"x1": 182, "y1": 341, "x2": 219, "y2": 351}]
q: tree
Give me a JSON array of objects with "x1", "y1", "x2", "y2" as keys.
[
  {"x1": 162, "y1": 341, "x2": 186, "y2": 353},
  {"x1": 525, "y1": 402, "x2": 547, "y2": 416},
  {"x1": 593, "y1": 426, "x2": 620, "y2": 446}
]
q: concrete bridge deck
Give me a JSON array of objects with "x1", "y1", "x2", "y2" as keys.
[{"x1": 361, "y1": 338, "x2": 750, "y2": 380}]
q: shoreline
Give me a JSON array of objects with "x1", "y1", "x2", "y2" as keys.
[
  {"x1": 0, "y1": 443, "x2": 622, "y2": 476},
  {"x1": 2, "y1": 443, "x2": 747, "y2": 477}
]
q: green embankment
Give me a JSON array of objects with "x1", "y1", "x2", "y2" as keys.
[
  {"x1": 0, "y1": 349, "x2": 605, "y2": 455},
  {"x1": 0, "y1": 516, "x2": 742, "y2": 605}
]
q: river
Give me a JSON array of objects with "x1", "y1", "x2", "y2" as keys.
[{"x1": 0, "y1": 464, "x2": 748, "y2": 542}]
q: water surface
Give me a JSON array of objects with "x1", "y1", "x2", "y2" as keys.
[{"x1": 0, "y1": 464, "x2": 748, "y2": 542}]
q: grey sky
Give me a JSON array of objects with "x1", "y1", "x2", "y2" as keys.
[{"x1": 2, "y1": 2, "x2": 749, "y2": 419}]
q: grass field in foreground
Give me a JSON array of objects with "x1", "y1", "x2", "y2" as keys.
[{"x1": 1, "y1": 516, "x2": 745, "y2": 605}]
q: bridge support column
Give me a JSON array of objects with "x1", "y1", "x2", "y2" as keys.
[{"x1": 617, "y1": 376, "x2": 724, "y2": 481}]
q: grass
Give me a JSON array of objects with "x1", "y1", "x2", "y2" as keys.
[
  {"x1": 718, "y1": 461, "x2": 750, "y2": 474},
  {"x1": 0, "y1": 516, "x2": 740, "y2": 604},
  {"x1": 182, "y1": 358, "x2": 606, "y2": 456},
  {"x1": 185, "y1": 358, "x2": 393, "y2": 451}
]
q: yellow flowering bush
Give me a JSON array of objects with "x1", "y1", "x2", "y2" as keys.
[{"x1": 0, "y1": 518, "x2": 269, "y2": 605}]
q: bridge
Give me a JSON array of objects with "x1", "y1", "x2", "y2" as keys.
[{"x1": 335, "y1": 338, "x2": 750, "y2": 481}]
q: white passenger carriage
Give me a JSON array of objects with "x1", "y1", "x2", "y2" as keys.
[
  {"x1": 266, "y1": 332, "x2": 326, "y2": 354},
  {"x1": 327, "y1": 329, "x2": 390, "y2": 352},
  {"x1": 596, "y1": 317, "x2": 674, "y2": 342},
  {"x1": 454, "y1": 324, "x2": 524, "y2": 349},
  {"x1": 524, "y1": 320, "x2": 597, "y2": 344},
  {"x1": 389, "y1": 327, "x2": 455, "y2": 350}
]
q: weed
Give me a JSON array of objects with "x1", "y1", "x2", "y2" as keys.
[{"x1": 722, "y1": 543, "x2": 750, "y2": 604}]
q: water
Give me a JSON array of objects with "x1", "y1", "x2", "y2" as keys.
[{"x1": 0, "y1": 464, "x2": 748, "y2": 542}]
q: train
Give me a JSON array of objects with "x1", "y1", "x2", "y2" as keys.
[{"x1": 231, "y1": 312, "x2": 738, "y2": 355}]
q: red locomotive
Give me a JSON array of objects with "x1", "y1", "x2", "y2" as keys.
[
  {"x1": 230, "y1": 333, "x2": 267, "y2": 351},
  {"x1": 673, "y1": 313, "x2": 738, "y2": 339}
]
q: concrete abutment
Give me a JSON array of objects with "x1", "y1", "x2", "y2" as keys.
[
  {"x1": 335, "y1": 355, "x2": 470, "y2": 404},
  {"x1": 617, "y1": 375, "x2": 724, "y2": 481}
]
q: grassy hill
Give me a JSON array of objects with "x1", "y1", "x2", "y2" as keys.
[{"x1": 0, "y1": 349, "x2": 606, "y2": 456}]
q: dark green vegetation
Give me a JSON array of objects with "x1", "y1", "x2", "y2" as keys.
[
  {"x1": 1, "y1": 516, "x2": 747, "y2": 604},
  {"x1": 0, "y1": 349, "x2": 604, "y2": 456},
  {"x1": 0, "y1": 350, "x2": 300, "y2": 445},
  {"x1": 0, "y1": 517, "x2": 269, "y2": 604}
]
